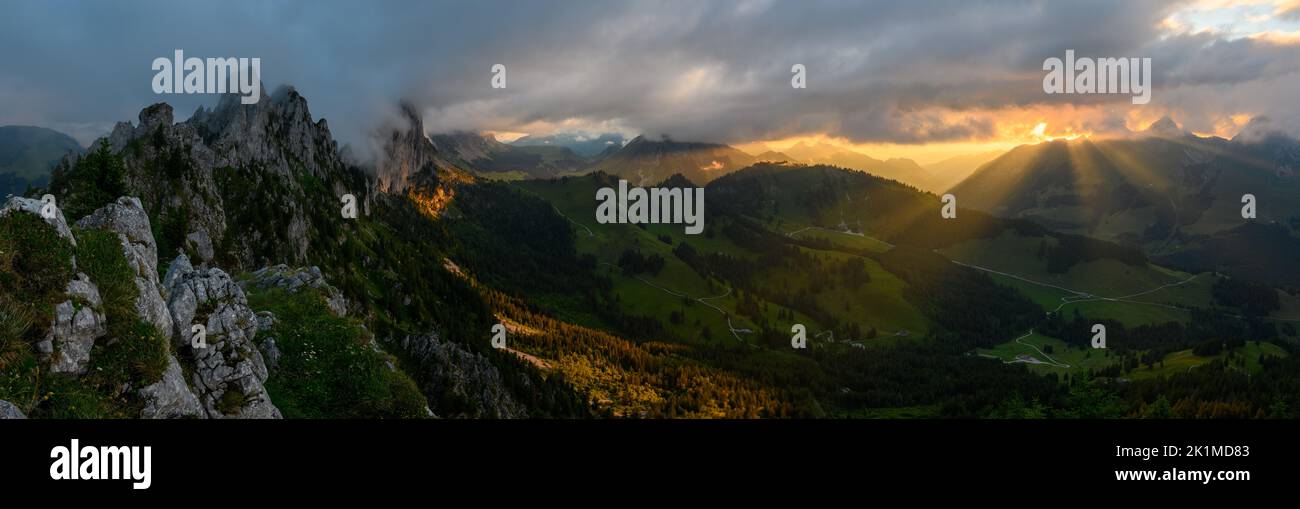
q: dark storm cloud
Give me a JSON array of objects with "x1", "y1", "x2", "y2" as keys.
[{"x1": 1, "y1": 0, "x2": 1298, "y2": 149}]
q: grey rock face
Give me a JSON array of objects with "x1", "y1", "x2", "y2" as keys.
[
  {"x1": 260, "y1": 338, "x2": 281, "y2": 372},
  {"x1": 374, "y1": 103, "x2": 472, "y2": 195},
  {"x1": 45, "y1": 273, "x2": 108, "y2": 375},
  {"x1": 76, "y1": 196, "x2": 174, "y2": 340},
  {"x1": 106, "y1": 103, "x2": 177, "y2": 153},
  {"x1": 375, "y1": 104, "x2": 435, "y2": 194},
  {"x1": 162, "y1": 253, "x2": 192, "y2": 294},
  {"x1": 0, "y1": 400, "x2": 25, "y2": 419},
  {"x1": 243, "y1": 264, "x2": 347, "y2": 317},
  {"x1": 138, "y1": 355, "x2": 204, "y2": 419},
  {"x1": 185, "y1": 230, "x2": 215, "y2": 263},
  {"x1": 99, "y1": 88, "x2": 369, "y2": 268},
  {"x1": 255, "y1": 310, "x2": 276, "y2": 332},
  {"x1": 397, "y1": 332, "x2": 527, "y2": 418},
  {"x1": 1, "y1": 195, "x2": 75, "y2": 246},
  {"x1": 65, "y1": 271, "x2": 102, "y2": 308},
  {"x1": 164, "y1": 254, "x2": 280, "y2": 419},
  {"x1": 104, "y1": 104, "x2": 226, "y2": 254}
]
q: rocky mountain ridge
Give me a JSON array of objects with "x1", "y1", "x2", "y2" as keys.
[
  {"x1": 6, "y1": 88, "x2": 580, "y2": 419},
  {"x1": 375, "y1": 103, "x2": 474, "y2": 194},
  {"x1": 85, "y1": 87, "x2": 375, "y2": 270}
]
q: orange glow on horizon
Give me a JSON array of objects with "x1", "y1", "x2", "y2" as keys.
[{"x1": 734, "y1": 104, "x2": 1258, "y2": 164}]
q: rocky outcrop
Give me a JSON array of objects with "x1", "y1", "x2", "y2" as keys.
[
  {"x1": 1, "y1": 196, "x2": 103, "y2": 374},
  {"x1": 75, "y1": 196, "x2": 174, "y2": 340},
  {"x1": 259, "y1": 338, "x2": 281, "y2": 372},
  {"x1": 138, "y1": 356, "x2": 204, "y2": 419},
  {"x1": 164, "y1": 254, "x2": 280, "y2": 419},
  {"x1": 1, "y1": 195, "x2": 75, "y2": 246},
  {"x1": 376, "y1": 103, "x2": 437, "y2": 194},
  {"x1": 3, "y1": 194, "x2": 203, "y2": 418},
  {"x1": 242, "y1": 264, "x2": 347, "y2": 316},
  {"x1": 375, "y1": 103, "x2": 473, "y2": 194},
  {"x1": 100, "y1": 87, "x2": 377, "y2": 267},
  {"x1": 103, "y1": 103, "x2": 229, "y2": 261},
  {"x1": 397, "y1": 332, "x2": 527, "y2": 418},
  {"x1": 161, "y1": 250, "x2": 190, "y2": 291},
  {"x1": 254, "y1": 310, "x2": 276, "y2": 332},
  {"x1": 191, "y1": 87, "x2": 341, "y2": 183},
  {"x1": 40, "y1": 273, "x2": 109, "y2": 374},
  {"x1": 0, "y1": 400, "x2": 25, "y2": 419},
  {"x1": 185, "y1": 230, "x2": 215, "y2": 263}
]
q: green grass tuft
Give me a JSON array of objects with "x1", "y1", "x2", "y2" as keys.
[
  {"x1": 86, "y1": 319, "x2": 171, "y2": 388},
  {"x1": 216, "y1": 386, "x2": 248, "y2": 415},
  {"x1": 247, "y1": 287, "x2": 428, "y2": 418},
  {"x1": 0, "y1": 213, "x2": 74, "y2": 327},
  {"x1": 73, "y1": 228, "x2": 139, "y2": 331}
]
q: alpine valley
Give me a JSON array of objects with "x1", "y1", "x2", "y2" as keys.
[{"x1": 4, "y1": 89, "x2": 1299, "y2": 420}]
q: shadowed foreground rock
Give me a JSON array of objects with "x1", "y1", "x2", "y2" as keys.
[
  {"x1": 397, "y1": 331, "x2": 527, "y2": 418},
  {"x1": 76, "y1": 196, "x2": 174, "y2": 341},
  {"x1": 243, "y1": 264, "x2": 348, "y2": 317},
  {"x1": 0, "y1": 399, "x2": 26, "y2": 419},
  {"x1": 43, "y1": 273, "x2": 108, "y2": 374},
  {"x1": 165, "y1": 254, "x2": 281, "y2": 419}
]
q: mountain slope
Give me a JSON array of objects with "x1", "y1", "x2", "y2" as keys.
[
  {"x1": 36, "y1": 88, "x2": 586, "y2": 419},
  {"x1": 510, "y1": 162, "x2": 1266, "y2": 415},
  {"x1": 950, "y1": 117, "x2": 1300, "y2": 286},
  {"x1": 922, "y1": 151, "x2": 1002, "y2": 193},
  {"x1": 0, "y1": 126, "x2": 83, "y2": 197},
  {"x1": 752, "y1": 150, "x2": 798, "y2": 164},
  {"x1": 430, "y1": 131, "x2": 588, "y2": 179},
  {"x1": 34, "y1": 88, "x2": 811, "y2": 419},
  {"x1": 590, "y1": 135, "x2": 756, "y2": 186},
  {"x1": 781, "y1": 141, "x2": 943, "y2": 192},
  {"x1": 375, "y1": 104, "x2": 472, "y2": 195}
]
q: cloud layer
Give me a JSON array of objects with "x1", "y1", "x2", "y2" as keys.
[{"x1": 2, "y1": 0, "x2": 1299, "y2": 149}]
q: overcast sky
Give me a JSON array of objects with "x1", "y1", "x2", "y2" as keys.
[{"x1": 3, "y1": 0, "x2": 1299, "y2": 153}]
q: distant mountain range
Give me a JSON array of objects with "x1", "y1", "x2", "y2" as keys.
[
  {"x1": 510, "y1": 132, "x2": 625, "y2": 157},
  {"x1": 951, "y1": 116, "x2": 1300, "y2": 286},
  {"x1": 430, "y1": 131, "x2": 588, "y2": 180},
  {"x1": 434, "y1": 131, "x2": 989, "y2": 193},
  {"x1": 0, "y1": 126, "x2": 83, "y2": 197},
  {"x1": 752, "y1": 150, "x2": 798, "y2": 163},
  {"x1": 431, "y1": 132, "x2": 771, "y2": 186},
  {"x1": 783, "y1": 141, "x2": 926, "y2": 188},
  {"x1": 588, "y1": 135, "x2": 759, "y2": 186}
]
